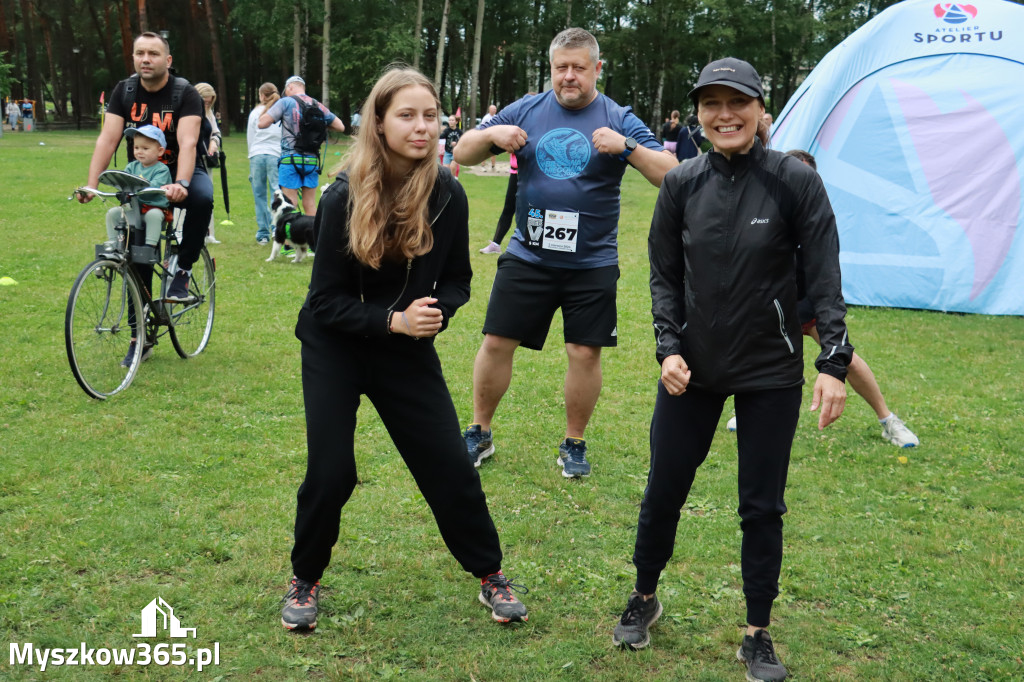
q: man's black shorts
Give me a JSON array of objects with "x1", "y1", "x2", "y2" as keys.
[{"x1": 482, "y1": 254, "x2": 618, "y2": 351}]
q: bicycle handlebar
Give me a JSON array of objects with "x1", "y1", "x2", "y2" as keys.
[{"x1": 70, "y1": 186, "x2": 169, "y2": 201}]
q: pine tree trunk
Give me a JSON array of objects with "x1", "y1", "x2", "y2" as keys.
[
  {"x1": 468, "y1": 0, "x2": 484, "y2": 128},
  {"x1": 433, "y1": 0, "x2": 451, "y2": 92},
  {"x1": 203, "y1": 0, "x2": 229, "y2": 133},
  {"x1": 413, "y1": 0, "x2": 423, "y2": 70},
  {"x1": 322, "y1": 0, "x2": 331, "y2": 107}
]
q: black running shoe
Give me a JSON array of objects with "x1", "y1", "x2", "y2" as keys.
[
  {"x1": 612, "y1": 590, "x2": 662, "y2": 649},
  {"x1": 281, "y1": 577, "x2": 320, "y2": 631},
  {"x1": 478, "y1": 572, "x2": 528, "y2": 623},
  {"x1": 737, "y1": 629, "x2": 788, "y2": 681},
  {"x1": 120, "y1": 341, "x2": 154, "y2": 368},
  {"x1": 463, "y1": 424, "x2": 494, "y2": 468},
  {"x1": 164, "y1": 269, "x2": 192, "y2": 302}
]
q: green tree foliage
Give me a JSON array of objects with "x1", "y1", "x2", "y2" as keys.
[{"x1": 8, "y1": 0, "x2": 1006, "y2": 132}]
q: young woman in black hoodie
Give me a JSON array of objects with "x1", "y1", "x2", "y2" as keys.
[{"x1": 280, "y1": 67, "x2": 528, "y2": 631}]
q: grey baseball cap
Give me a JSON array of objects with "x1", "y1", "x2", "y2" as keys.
[{"x1": 689, "y1": 58, "x2": 764, "y2": 105}]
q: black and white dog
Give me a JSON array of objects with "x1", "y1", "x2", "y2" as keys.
[{"x1": 267, "y1": 190, "x2": 316, "y2": 263}]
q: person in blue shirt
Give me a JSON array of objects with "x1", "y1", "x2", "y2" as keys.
[
  {"x1": 258, "y1": 75, "x2": 345, "y2": 216},
  {"x1": 455, "y1": 27, "x2": 677, "y2": 478},
  {"x1": 676, "y1": 114, "x2": 705, "y2": 162}
]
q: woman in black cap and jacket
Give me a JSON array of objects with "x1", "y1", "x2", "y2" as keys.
[{"x1": 611, "y1": 57, "x2": 852, "y2": 682}]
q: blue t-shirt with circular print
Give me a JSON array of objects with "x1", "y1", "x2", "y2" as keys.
[{"x1": 479, "y1": 90, "x2": 662, "y2": 268}]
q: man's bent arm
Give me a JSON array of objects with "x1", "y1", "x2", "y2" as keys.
[
  {"x1": 85, "y1": 113, "x2": 126, "y2": 189},
  {"x1": 174, "y1": 115, "x2": 201, "y2": 183},
  {"x1": 329, "y1": 117, "x2": 345, "y2": 133},
  {"x1": 454, "y1": 125, "x2": 527, "y2": 166},
  {"x1": 257, "y1": 111, "x2": 276, "y2": 129},
  {"x1": 452, "y1": 129, "x2": 494, "y2": 166},
  {"x1": 162, "y1": 115, "x2": 201, "y2": 203},
  {"x1": 628, "y1": 145, "x2": 677, "y2": 188}
]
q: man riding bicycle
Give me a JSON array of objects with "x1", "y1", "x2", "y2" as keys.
[{"x1": 78, "y1": 31, "x2": 211, "y2": 304}]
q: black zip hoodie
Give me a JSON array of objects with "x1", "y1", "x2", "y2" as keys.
[
  {"x1": 649, "y1": 141, "x2": 852, "y2": 392},
  {"x1": 296, "y1": 167, "x2": 471, "y2": 340}
]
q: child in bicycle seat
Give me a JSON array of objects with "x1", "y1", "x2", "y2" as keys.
[{"x1": 104, "y1": 124, "x2": 172, "y2": 250}]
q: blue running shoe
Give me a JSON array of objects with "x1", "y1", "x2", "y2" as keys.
[
  {"x1": 557, "y1": 437, "x2": 591, "y2": 478},
  {"x1": 463, "y1": 424, "x2": 494, "y2": 468}
]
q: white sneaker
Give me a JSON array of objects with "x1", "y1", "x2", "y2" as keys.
[
  {"x1": 881, "y1": 415, "x2": 919, "y2": 448},
  {"x1": 726, "y1": 416, "x2": 737, "y2": 432},
  {"x1": 205, "y1": 235, "x2": 221, "y2": 244}
]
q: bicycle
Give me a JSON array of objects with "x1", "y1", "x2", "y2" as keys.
[{"x1": 66, "y1": 169, "x2": 216, "y2": 399}]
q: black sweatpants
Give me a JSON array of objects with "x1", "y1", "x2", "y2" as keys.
[
  {"x1": 290, "y1": 324, "x2": 504, "y2": 583},
  {"x1": 632, "y1": 383, "x2": 802, "y2": 627},
  {"x1": 175, "y1": 166, "x2": 213, "y2": 272},
  {"x1": 491, "y1": 173, "x2": 518, "y2": 245}
]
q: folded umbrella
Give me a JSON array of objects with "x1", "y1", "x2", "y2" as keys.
[{"x1": 218, "y1": 149, "x2": 233, "y2": 225}]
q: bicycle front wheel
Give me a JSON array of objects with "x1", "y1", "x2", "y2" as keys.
[
  {"x1": 65, "y1": 259, "x2": 145, "y2": 399},
  {"x1": 168, "y1": 246, "x2": 215, "y2": 358}
]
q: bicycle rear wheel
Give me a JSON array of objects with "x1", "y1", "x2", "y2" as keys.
[
  {"x1": 65, "y1": 258, "x2": 145, "y2": 399},
  {"x1": 168, "y1": 246, "x2": 215, "y2": 357}
]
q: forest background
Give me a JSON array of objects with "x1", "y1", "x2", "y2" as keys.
[{"x1": 2, "y1": 0, "x2": 992, "y2": 137}]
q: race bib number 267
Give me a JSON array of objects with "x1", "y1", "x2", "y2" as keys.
[{"x1": 541, "y1": 210, "x2": 579, "y2": 252}]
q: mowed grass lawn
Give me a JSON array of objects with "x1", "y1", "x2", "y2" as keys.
[{"x1": 1, "y1": 130, "x2": 1022, "y2": 681}]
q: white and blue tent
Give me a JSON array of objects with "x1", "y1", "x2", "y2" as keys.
[{"x1": 771, "y1": 0, "x2": 1024, "y2": 315}]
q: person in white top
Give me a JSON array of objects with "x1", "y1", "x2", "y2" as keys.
[
  {"x1": 248, "y1": 82, "x2": 284, "y2": 244},
  {"x1": 5, "y1": 101, "x2": 19, "y2": 132},
  {"x1": 195, "y1": 83, "x2": 224, "y2": 244},
  {"x1": 479, "y1": 104, "x2": 498, "y2": 171}
]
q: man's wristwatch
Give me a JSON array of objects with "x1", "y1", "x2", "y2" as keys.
[
  {"x1": 619, "y1": 137, "x2": 638, "y2": 161},
  {"x1": 176, "y1": 179, "x2": 190, "y2": 190}
]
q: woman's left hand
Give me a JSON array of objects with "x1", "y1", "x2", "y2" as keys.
[
  {"x1": 394, "y1": 297, "x2": 442, "y2": 338},
  {"x1": 810, "y1": 373, "x2": 846, "y2": 430}
]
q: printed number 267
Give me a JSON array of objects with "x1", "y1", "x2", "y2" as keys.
[{"x1": 544, "y1": 227, "x2": 577, "y2": 241}]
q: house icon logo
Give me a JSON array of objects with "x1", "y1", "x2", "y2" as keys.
[{"x1": 132, "y1": 597, "x2": 197, "y2": 638}]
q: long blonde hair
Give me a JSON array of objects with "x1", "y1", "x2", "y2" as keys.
[
  {"x1": 258, "y1": 82, "x2": 280, "y2": 113},
  {"x1": 195, "y1": 82, "x2": 216, "y2": 114},
  {"x1": 341, "y1": 67, "x2": 440, "y2": 269}
]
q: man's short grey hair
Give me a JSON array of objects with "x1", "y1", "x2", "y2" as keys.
[{"x1": 549, "y1": 27, "x2": 600, "y2": 65}]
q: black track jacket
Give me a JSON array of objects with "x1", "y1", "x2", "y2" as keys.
[
  {"x1": 297, "y1": 167, "x2": 471, "y2": 340},
  {"x1": 649, "y1": 142, "x2": 852, "y2": 392}
]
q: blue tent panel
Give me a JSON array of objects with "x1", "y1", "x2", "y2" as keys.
[{"x1": 771, "y1": 0, "x2": 1024, "y2": 315}]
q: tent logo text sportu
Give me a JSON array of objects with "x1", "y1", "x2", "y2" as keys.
[
  {"x1": 934, "y1": 4, "x2": 979, "y2": 24},
  {"x1": 913, "y1": 30, "x2": 1002, "y2": 43}
]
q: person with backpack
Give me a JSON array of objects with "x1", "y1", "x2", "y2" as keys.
[
  {"x1": 676, "y1": 113, "x2": 705, "y2": 162},
  {"x1": 79, "y1": 31, "x2": 212, "y2": 304},
  {"x1": 258, "y1": 75, "x2": 345, "y2": 216}
]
